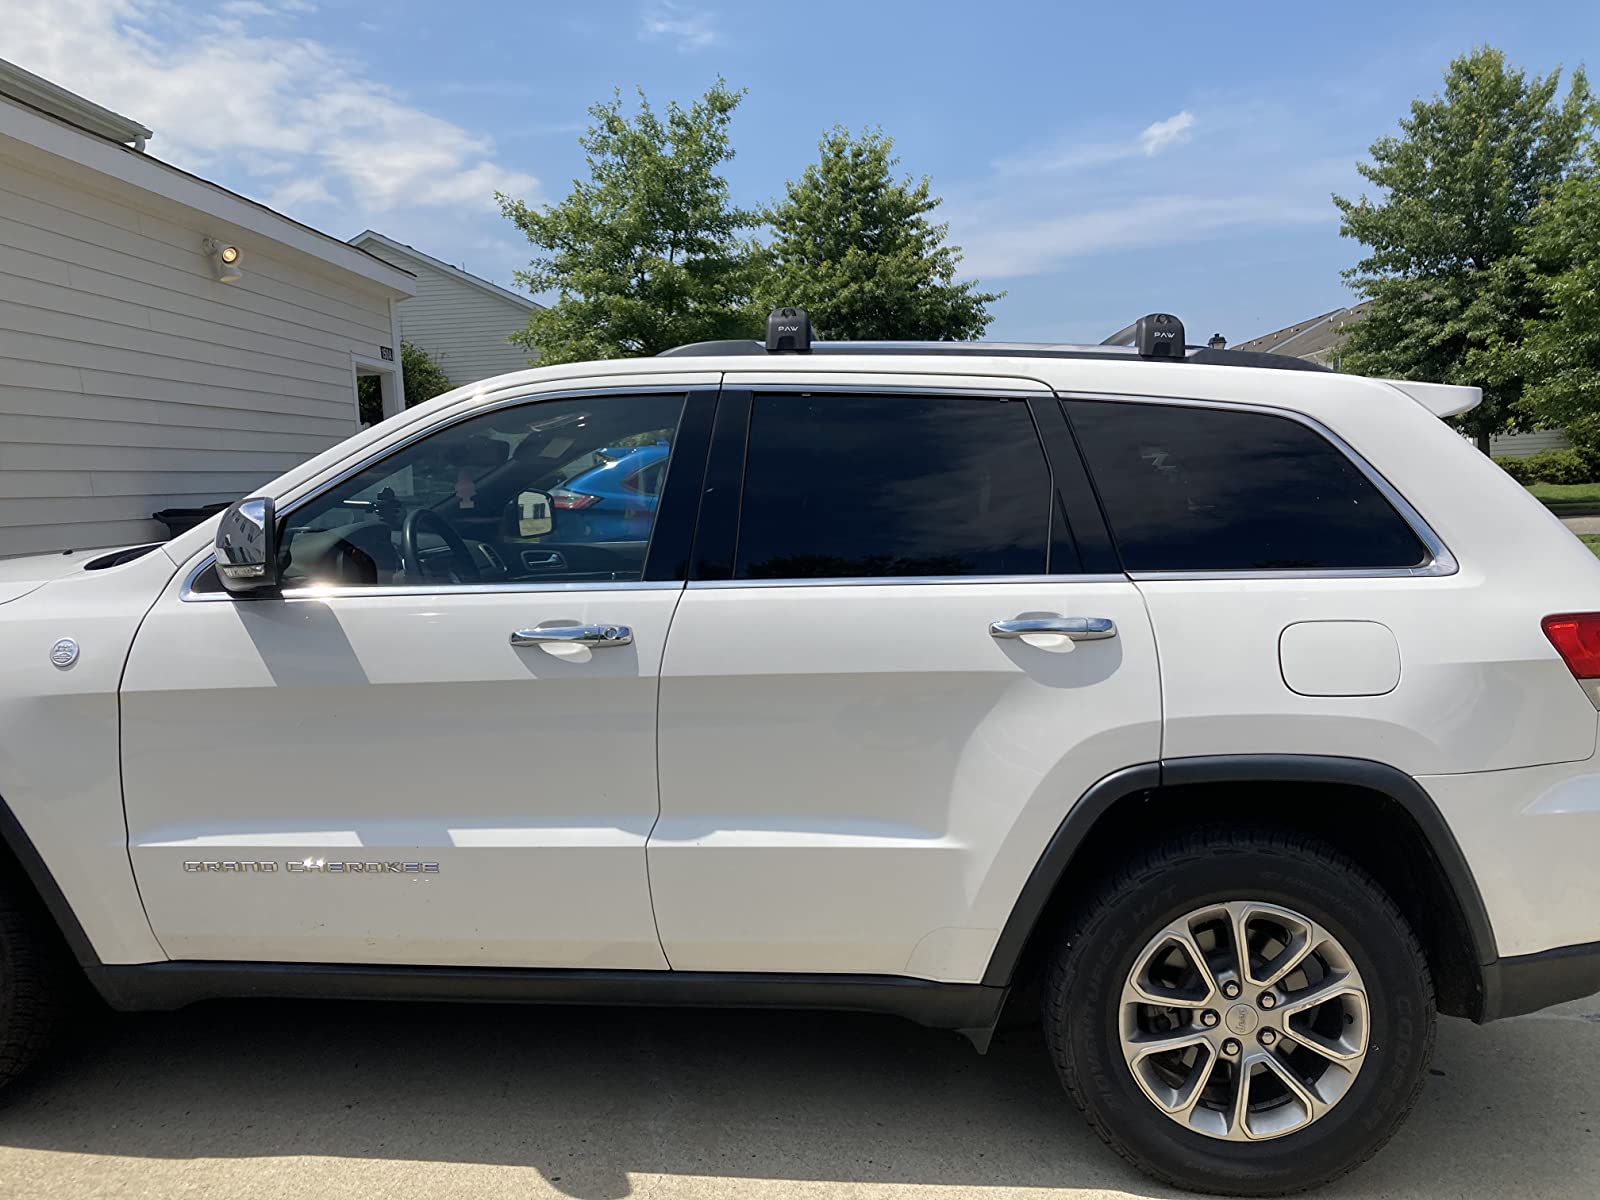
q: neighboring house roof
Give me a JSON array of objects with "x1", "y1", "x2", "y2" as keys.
[
  {"x1": 1237, "y1": 303, "x2": 1372, "y2": 364},
  {"x1": 1100, "y1": 305, "x2": 1374, "y2": 363},
  {"x1": 0, "y1": 59, "x2": 415, "y2": 298},
  {"x1": 349, "y1": 230, "x2": 541, "y2": 311}
]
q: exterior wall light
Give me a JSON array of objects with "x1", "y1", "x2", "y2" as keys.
[{"x1": 203, "y1": 237, "x2": 242, "y2": 283}]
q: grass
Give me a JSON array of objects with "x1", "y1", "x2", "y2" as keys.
[
  {"x1": 1581, "y1": 535, "x2": 1600, "y2": 559},
  {"x1": 1528, "y1": 482, "x2": 1600, "y2": 505}
]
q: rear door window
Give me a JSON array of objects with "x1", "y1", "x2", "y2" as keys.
[
  {"x1": 1065, "y1": 399, "x2": 1429, "y2": 572},
  {"x1": 733, "y1": 392, "x2": 1059, "y2": 579}
]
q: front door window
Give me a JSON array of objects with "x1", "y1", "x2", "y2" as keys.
[{"x1": 281, "y1": 393, "x2": 686, "y2": 588}]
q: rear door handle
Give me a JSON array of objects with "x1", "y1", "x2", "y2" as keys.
[
  {"x1": 510, "y1": 624, "x2": 634, "y2": 648},
  {"x1": 990, "y1": 617, "x2": 1117, "y2": 641}
]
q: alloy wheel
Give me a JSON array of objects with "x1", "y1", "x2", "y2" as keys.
[{"x1": 1118, "y1": 900, "x2": 1370, "y2": 1142}]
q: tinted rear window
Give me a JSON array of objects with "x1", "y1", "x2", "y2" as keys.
[
  {"x1": 1066, "y1": 399, "x2": 1429, "y2": 572},
  {"x1": 735, "y1": 392, "x2": 1056, "y2": 579}
]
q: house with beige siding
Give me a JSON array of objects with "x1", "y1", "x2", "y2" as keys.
[
  {"x1": 349, "y1": 230, "x2": 539, "y2": 389},
  {"x1": 0, "y1": 59, "x2": 415, "y2": 557}
]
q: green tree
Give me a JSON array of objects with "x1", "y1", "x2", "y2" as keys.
[
  {"x1": 753, "y1": 127, "x2": 1000, "y2": 340},
  {"x1": 1334, "y1": 48, "x2": 1594, "y2": 452},
  {"x1": 357, "y1": 340, "x2": 454, "y2": 425},
  {"x1": 1520, "y1": 161, "x2": 1600, "y2": 452},
  {"x1": 498, "y1": 81, "x2": 761, "y2": 364}
]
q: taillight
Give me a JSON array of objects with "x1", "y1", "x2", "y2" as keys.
[
  {"x1": 550, "y1": 488, "x2": 601, "y2": 510},
  {"x1": 1542, "y1": 613, "x2": 1600, "y2": 679}
]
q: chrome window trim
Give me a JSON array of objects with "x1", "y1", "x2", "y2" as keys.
[
  {"x1": 180, "y1": 557, "x2": 228, "y2": 602},
  {"x1": 688, "y1": 574, "x2": 1130, "y2": 590},
  {"x1": 1057, "y1": 390, "x2": 1459, "y2": 580},
  {"x1": 1126, "y1": 566, "x2": 1448, "y2": 582},
  {"x1": 740, "y1": 382, "x2": 1046, "y2": 400},
  {"x1": 179, "y1": 556, "x2": 683, "y2": 603}
]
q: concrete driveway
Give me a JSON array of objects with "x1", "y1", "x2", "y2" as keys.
[{"x1": 0, "y1": 996, "x2": 1593, "y2": 1199}]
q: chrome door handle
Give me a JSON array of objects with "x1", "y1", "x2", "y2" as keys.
[
  {"x1": 510, "y1": 624, "x2": 634, "y2": 648},
  {"x1": 989, "y1": 617, "x2": 1117, "y2": 641}
]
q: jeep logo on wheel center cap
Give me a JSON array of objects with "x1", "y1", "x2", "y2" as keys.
[{"x1": 1225, "y1": 1003, "x2": 1259, "y2": 1035}]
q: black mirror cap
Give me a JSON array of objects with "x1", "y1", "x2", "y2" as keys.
[
  {"x1": 215, "y1": 496, "x2": 280, "y2": 596},
  {"x1": 765, "y1": 307, "x2": 813, "y2": 353},
  {"x1": 1134, "y1": 313, "x2": 1187, "y2": 360}
]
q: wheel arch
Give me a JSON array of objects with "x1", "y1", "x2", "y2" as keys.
[
  {"x1": 984, "y1": 755, "x2": 1498, "y2": 1021},
  {"x1": 0, "y1": 792, "x2": 101, "y2": 968}
]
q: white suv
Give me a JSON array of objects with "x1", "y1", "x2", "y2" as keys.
[{"x1": 2, "y1": 311, "x2": 1598, "y2": 1195}]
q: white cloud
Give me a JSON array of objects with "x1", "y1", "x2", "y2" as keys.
[
  {"x1": 639, "y1": 1, "x2": 721, "y2": 51},
  {"x1": 4, "y1": 0, "x2": 540, "y2": 270},
  {"x1": 1137, "y1": 110, "x2": 1195, "y2": 156},
  {"x1": 1000, "y1": 109, "x2": 1199, "y2": 174}
]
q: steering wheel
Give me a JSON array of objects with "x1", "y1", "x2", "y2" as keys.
[{"x1": 400, "y1": 508, "x2": 482, "y2": 585}]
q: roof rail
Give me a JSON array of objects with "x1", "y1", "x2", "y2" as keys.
[
  {"x1": 658, "y1": 309, "x2": 1332, "y2": 372},
  {"x1": 657, "y1": 338, "x2": 1333, "y2": 373}
]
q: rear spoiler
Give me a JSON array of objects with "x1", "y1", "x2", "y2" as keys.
[{"x1": 1383, "y1": 379, "x2": 1482, "y2": 419}]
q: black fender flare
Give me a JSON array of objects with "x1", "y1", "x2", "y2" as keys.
[
  {"x1": 980, "y1": 754, "x2": 1499, "y2": 991},
  {"x1": 0, "y1": 793, "x2": 102, "y2": 967}
]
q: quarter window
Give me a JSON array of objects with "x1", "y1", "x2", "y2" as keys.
[
  {"x1": 733, "y1": 392, "x2": 1058, "y2": 579},
  {"x1": 1065, "y1": 399, "x2": 1429, "y2": 572}
]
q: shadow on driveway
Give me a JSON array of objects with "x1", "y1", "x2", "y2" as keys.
[{"x1": 0, "y1": 999, "x2": 1594, "y2": 1198}]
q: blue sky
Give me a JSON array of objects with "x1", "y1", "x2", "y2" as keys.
[{"x1": 11, "y1": 0, "x2": 1599, "y2": 345}]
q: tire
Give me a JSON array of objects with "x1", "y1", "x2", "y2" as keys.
[
  {"x1": 1043, "y1": 827, "x2": 1435, "y2": 1196},
  {"x1": 0, "y1": 877, "x2": 67, "y2": 1092}
]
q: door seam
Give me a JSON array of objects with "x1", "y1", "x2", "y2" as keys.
[{"x1": 644, "y1": 582, "x2": 689, "y2": 971}]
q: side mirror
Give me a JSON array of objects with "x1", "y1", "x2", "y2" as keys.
[
  {"x1": 514, "y1": 490, "x2": 554, "y2": 538},
  {"x1": 215, "y1": 496, "x2": 280, "y2": 596}
]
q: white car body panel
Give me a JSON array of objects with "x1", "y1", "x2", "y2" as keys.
[
  {"x1": 120, "y1": 566, "x2": 679, "y2": 968},
  {"x1": 0, "y1": 544, "x2": 151, "y2": 605},
  {"x1": 1420, "y1": 752, "x2": 1600, "y2": 957},
  {"x1": 1380, "y1": 378, "x2": 1482, "y2": 418},
  {"x1": 1144, "y1": 574, "x2": 1599, "y2": 773},
  {"x1": 0, "y1": 548, "x2": 172, "y2": 963},
  {"x1": 652, "y1": 579, "x2": 1160, "y2": 981}
]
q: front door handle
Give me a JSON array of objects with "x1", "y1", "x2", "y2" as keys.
[
  {"x1": 510, "y1": 624, "x2": 634, "y2": 648},
  {"x1": 990, "y1": 617, "x2": 1117, "y2": 641}
]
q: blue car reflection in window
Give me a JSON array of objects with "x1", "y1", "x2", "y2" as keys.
[{"x1": 547, "y1": 443, "x2": 671, "y2": 542}]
